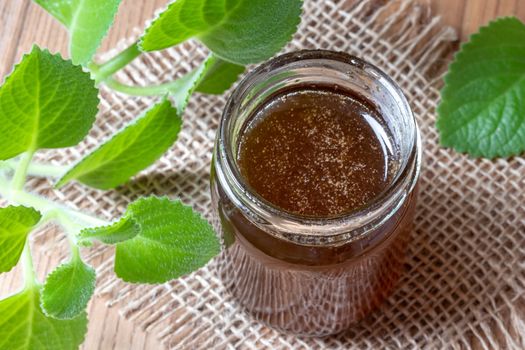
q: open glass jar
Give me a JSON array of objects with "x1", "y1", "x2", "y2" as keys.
[{"x1": 211, "y1": 50, "x2": 421, "y2": 336}]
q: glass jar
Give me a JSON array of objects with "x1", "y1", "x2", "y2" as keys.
[{"x1": 211, "y1": 50, "x2": 421, "y2": 336}]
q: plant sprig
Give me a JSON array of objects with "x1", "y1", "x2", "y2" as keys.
[{"x1": 0, "y1": 0, "x2": 303, "y2": 349}]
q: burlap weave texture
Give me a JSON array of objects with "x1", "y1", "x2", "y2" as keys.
[{"x1": 15, "y1": 0, "x2": 525, "y2": 348}]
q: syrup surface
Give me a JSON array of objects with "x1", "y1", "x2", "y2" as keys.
[{"x1": 237, "y1": 87, "x2": 392, "y2": 217}]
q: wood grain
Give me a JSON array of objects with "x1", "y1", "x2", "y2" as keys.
[
  {"x1": 0, "y1": 0, "x2": 524, "y2": 349},
  {"x1": 430, "y1": 0, "x2": 525, "y2": 41},
  {"x1": 0, "y1": 0, "x2": 170, "y2": 79}
]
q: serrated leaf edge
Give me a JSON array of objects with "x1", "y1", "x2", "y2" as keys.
[
  {"x1": 199, "y1": 0, "x2": 304, "y2": 65},
  {"x1": 0, "y1": 46, "x2": 99, "y2": 160},
  {"x1": 78, "y1": 216, "x2": 140, "y2": 245},
  {"x1": 114, "y1": 195, "x2": 220, "y2": 285},
  {"x1": 69, "y1": 0, "x2": 124, "y2": 65},
  {"x1": 0, "y1": 205, "x2": 42, "y2": 274},
  {"x1": 139, "y1": 0, "x2": 304, "y2": 65},
  {"x1": 138, "y1": 0, "x2": 180, "y2": 52},
  {"x1": 55, "y1": 98, "x2": 175, "y2": 189},
  {"x1": 436, "y1": 16, "x2": 525, "y2": 158},
  {"x1": 173, "y1": 54, "x2": 216, "y2": 113},
  {"x1": 2, "y1": 45, "x2": 95, "y2": 87},
  {"x1": 40, "y1": 260, "x2": 96, "y2": 320}
]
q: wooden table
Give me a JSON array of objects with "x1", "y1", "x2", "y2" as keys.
[{"x1": 1, "y1": 0, "x2": 524, "y2": 349}]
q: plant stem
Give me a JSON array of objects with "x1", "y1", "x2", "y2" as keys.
[
  {"x1": 22, "y1": 240, "x2": 37, "y2": 288},
  {"x1": 88, "y1": 42, "x2": 142, "y2": 83},
  {"x1": 57, "y1": 212, "x2": 82, "y2": 259},
  {"x1": 12, "y1": 151, "x2": 34, "y2": 191},
  {"x1": 104, "y1": 77, "x2": 184, "y2": 96},
  {"x1": 4, "y1": 159, "x2": 67, "y2": 179},
  {"x1": 15, "y1": 190, "x2": 108, "y2": 227},
  {"x1": 0, "y1": 175, "x2": 108, "y2": 228},
  {"x1": 103, "y1": 59, "x2": 203, "y2": 97}
]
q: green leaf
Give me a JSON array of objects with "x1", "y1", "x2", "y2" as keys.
[
  {"x1": 437, "y1": 17, "x2": 525, "y2": 158},
  {"x1": 166, "y1": 56, "x2": 212, "y2": 113},
  {"x1": 170, "y1": 54, "x2": 243, "y2": 110},
  {"x1": 195, "y1": 58, "x2": 245, "y2": 95},
  {"x1": 0, "y1": 46, "x2": 99, "y2": 160},
  {"x1": 113, "y1": 196, "x2": 220, "y2": 283},
  {"x1": 78, "y1": 216, "x2": 139, "y2": 245},
  {"x1": 34, "y1": 0, "x2": 123, "y2": 65},
  {"x1": 41, "y1": 258, "x2": 96, "y2": 319},
  {"x1": 140, "y1": 0, "x2": 303, "y2": 65},
  {"x1": 0, "y1": 287, "x2": 87, "y2": 350},
  {"x1": 106, "y1": 54, "x2": 243, "y2": 109},
  {"x1": 56, "y1": 99, "x2": 182, "y2": 190},
  {"x1": 0, "y1": 206, "x2": 41, "y2": 273}
]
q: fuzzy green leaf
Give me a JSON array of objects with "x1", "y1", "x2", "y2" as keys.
[
  {"x1": 113, "y1": 197, "x2": 220, "y2": 284},
  {"x1": 41, "y1": 258, "x2": 96, "y2": 319},
  {"x1": 34, "y1": 0, "x2": 123, "y2": 65},
  {"x1": 195, "y1": 58, "x2": 244, "y2": 94},
  {"x1": 140, "y1": 0, "x2": 302, "y2": 65},
  {"x1": 78, "y1": 216, "x2": 139, "y2": 245},
  {"x1": 166, "y1": 56, "x2": 212, "y2": 113},
  {"x1": 56, "y1": 99, "x2": 182, "y2": 190},
  {"x1": 0, "y1": 287, "x2": 88, "y2": 350},
  {"x1": 0, "y1": 206, "x2": 41, "y2": 273},
  {"x1": 0, "y1": 46, "x2": 99, "y2": 160},
  {"x1": 170, "y1": 54, "x2": 243, "y2": 110},
  {"x1": 437, "y1": 17, "x2": 525, "y2": 158},
  {"x1": 110, "y1": 54, "x2": 243, "y2": 109}
]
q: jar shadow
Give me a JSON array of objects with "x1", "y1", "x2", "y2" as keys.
[{"x1": 115, "y1": 168, "x2": 213, "y2": 217}]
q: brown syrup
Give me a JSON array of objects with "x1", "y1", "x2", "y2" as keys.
[{"x1": 237, "y1": 86, "x2": 392, "y2": 217}]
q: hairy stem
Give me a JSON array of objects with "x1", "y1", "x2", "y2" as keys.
[
  {"x1": 12, "y1": 151, "x2": 34, "y2": 191},
  {"x1": 4, "y1": 159, "x2": 67, "y2": 179},
  {"x1": 0, "y1": 175, "x2": 108, "y2": 228},
  {"x1": 57, "y1": 212, "x2": 83, "y2": 260},
  {"x1": 20, "y1": 212, "x2": 57, "y2": 288},
  {"x1": 88, "y1": 42, "x2": 142, "y2": 83},
  {"x1": 15, "y1": 190, "x2": 108, "y2": 227},
  {"x1": 22, "y1": 240, "x2": 37, "y2": 288},
  {"x1": 104, "y1": 77, "x2": 185, "y2": 96},
  {"x1": 103, "y1": 56, "x2": 205, "y2": 96}
]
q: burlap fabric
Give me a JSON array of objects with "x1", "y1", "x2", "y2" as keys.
[{"x1": 11, "y1": 0, "x2": 525, "y2": 348}]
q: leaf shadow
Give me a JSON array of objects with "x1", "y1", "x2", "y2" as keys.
[{"x1": 112, "y1": 167, "x2": 212, "y2": 216}]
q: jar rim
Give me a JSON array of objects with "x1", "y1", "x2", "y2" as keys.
[{"x1": 215, "y1": 50, "x2": 421, "y2": 245}]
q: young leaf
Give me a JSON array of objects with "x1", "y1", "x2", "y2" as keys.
[
  {"x1": 437, "y1": 17, "x2": 525, "y2": 158},
  {"x1": 78, "y1": 216, "x2": 139, "y2": 245},
  {"x1": 170, "y1": 54, "x2": 242, "y2": 111},
  {"x1": 166, "y1": 56, "x2": 211, "y2": 113},
  {"x1": 34, "y1": 0, "x2": 123, "y2": 65},
  {"x1": 106, "y1": 54, "x2": 243, "y2": 109},
  {"x1": 0, "y1": 287, "x2": 87, "y2": 350},
  {"x1": 140, "y1": 0, "x2": 303, "y2": 65},
  {"x1": 41, "y1": 258, "x2": 96, "y2": 320},
  {"x1": 0, "y1": 46, "x2": 99, "y2": 161},
  {"x1": 113, "y1": 196, "x2": 220, "y2": 283},
  {"x1": 0, "y1": 206, "x2": 41, "y2": 273},
  {"x1": 195, "y1": 58, "x2": 245, "y2": 95},
  {"x1": 56, "y1": 99, "x2": 182, "y2": 190}
]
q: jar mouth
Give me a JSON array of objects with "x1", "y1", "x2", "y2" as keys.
[{"x1": 216, "y1": 50, "x2": 421, "y2": 245}]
